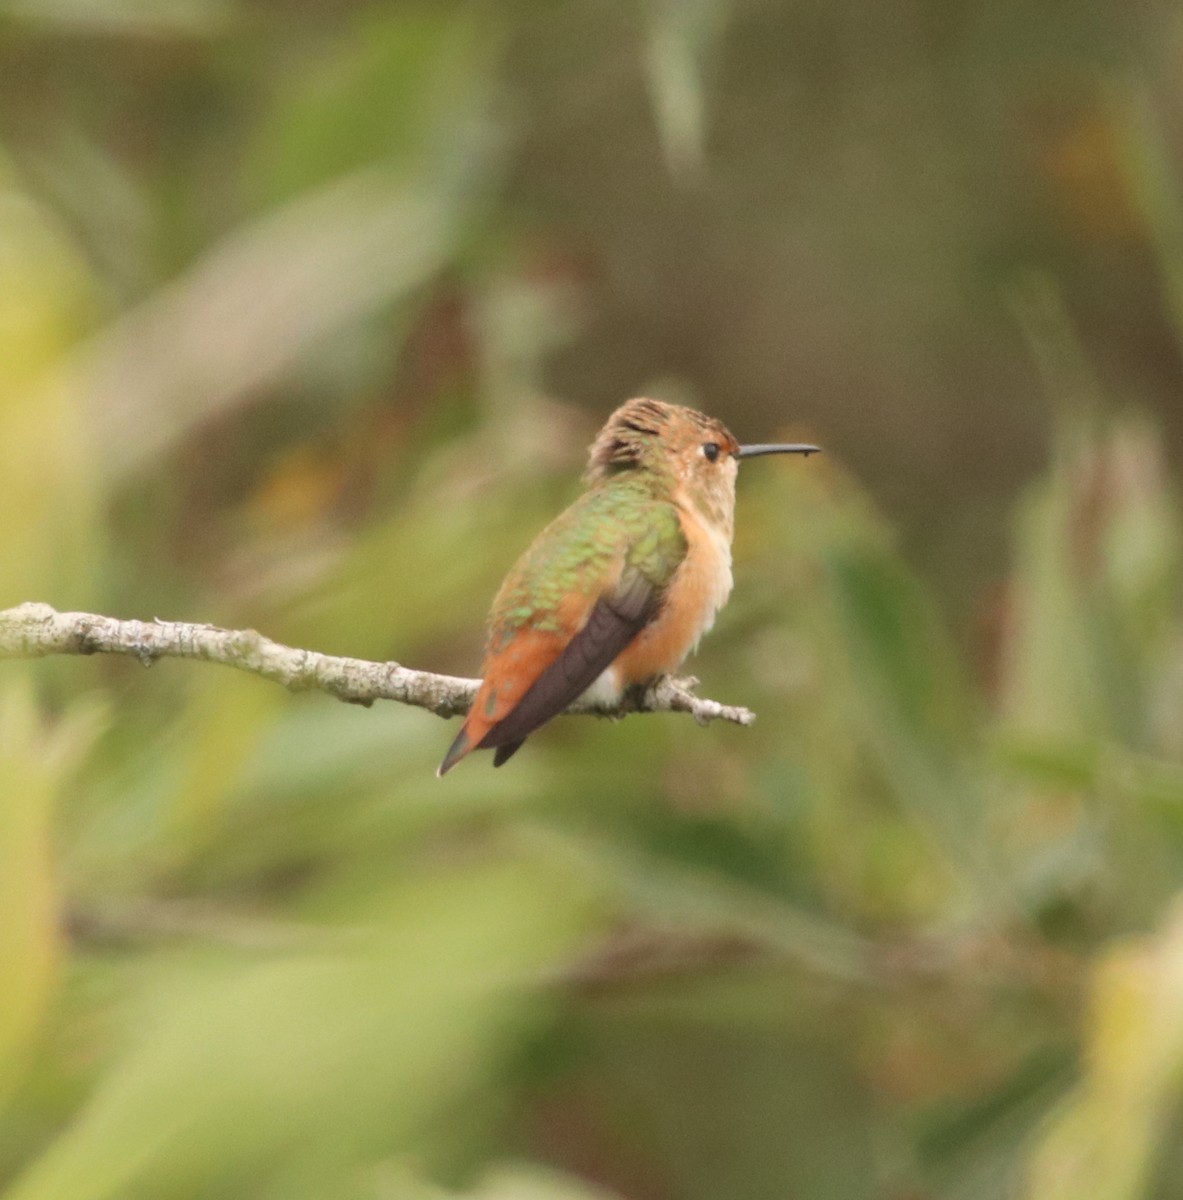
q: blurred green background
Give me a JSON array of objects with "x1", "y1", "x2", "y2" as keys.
[{"x1": 3, "y1": 1, "x2": 1183, "y2": 1197}]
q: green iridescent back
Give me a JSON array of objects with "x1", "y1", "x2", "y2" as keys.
[{"x1": 488, "y1": 476, "x2": 687, "y2": 648}]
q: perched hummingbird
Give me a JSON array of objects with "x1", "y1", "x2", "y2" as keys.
[{"x1": 438, "y1": 398, "x2": 819, "y2": 775}]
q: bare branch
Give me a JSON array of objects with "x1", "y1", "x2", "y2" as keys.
[{"x1": 0, "y1": 602, "x2": 756, "y2": 727}]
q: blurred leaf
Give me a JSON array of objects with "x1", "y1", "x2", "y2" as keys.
[
  {"x1": 580, "y1": 1020, "x2": 875, "y2": 1200},
  {"x1": 643, "y1": 0, "x2": 732, "y2": 180},
  {"x1": 253, "y1": 7, "x2": 493, "y2": 206},
  {"x1": 0, "y1": 0, "x2": 231, "y2": 35},
  {"x1": 917, "y1": 1045, "x2": 1073, "y2": 1200},
  {"x1": 0, "y1": 164, "x2": 103, "y2": 608},
  {"x1": 1023, "y1": 899, "x2": 1183, "y2": 1200},
  {"x1": 148, "y1": 670, "x2": 285, "y2": 874},
  {"x1": 74, "y1": 169, "x2": 474, "y2": 485},
  {"x1": 999, "y1": 329, "x2": 1181, "y2": 753},
  {"x1": 524, "y1": 825, "x2": 877, "y2": 986},
  {"x1": 0, "y1": 680, "x2": 102, "y2": 1105},
  {"x1": 825, "y1": 548, "x2": 972, "y2": 744},
  {"x1": 1121, "y1": 86, "x2": 1183, "y2": 348},
  {"x1": 276, "y1": 461, "x2": 564, "y2": 659},
  {"x1": 3, "y1": 855, "x2": 597, "y2": 1200},
  {"x1": 738, "y1": 459, "x2": 995, "y2": 912},
  {"x1": 465, "y1": 1163, "x2": 628, "y2": 1200}
]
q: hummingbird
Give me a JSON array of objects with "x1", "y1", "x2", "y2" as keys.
[{"x1": 438, "y1": 398, "x2": 819, "y2": 775}]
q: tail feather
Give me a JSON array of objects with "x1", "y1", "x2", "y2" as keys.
[
  {"x1": 436, "y1": 726, "x2": 473, "y2": 777},
  {"x1": 491, "y1": 739, "x2": 526, "y2": 767},
  {"x1": 440, "y1": 616, "x2": 598, "y2": 775},
  {"x1": 439, "y1": 722, "x2": 529, "y2": 775}
]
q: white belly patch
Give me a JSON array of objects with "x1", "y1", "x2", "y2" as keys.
[{"x1": 580, "y1": 665, "x2": 623, "y2": 707}]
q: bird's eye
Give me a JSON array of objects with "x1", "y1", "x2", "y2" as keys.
[{"x1": 702, "y1": 442, "x2": 720, "y2": 463}]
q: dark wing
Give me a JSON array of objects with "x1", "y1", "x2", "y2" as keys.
[{"x1": 477, "y1": 569, "x2": 659, "y2": 765}]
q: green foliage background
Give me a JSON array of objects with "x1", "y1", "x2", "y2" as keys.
[{"x1": 3, "y1": 2, "x2": 1183, "y2": 1197}]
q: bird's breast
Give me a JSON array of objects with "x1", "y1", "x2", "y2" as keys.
[{"x1": 612, "y1": 501, "x2": 733, "y2": 684}]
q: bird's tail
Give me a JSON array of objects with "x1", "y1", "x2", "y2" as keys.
[
  {"x1": 437, "y1": 676, "x2": 500, "y2": 776},
  {"x1": 436, "y1": 724, "x2": 473, "y2": 777}
]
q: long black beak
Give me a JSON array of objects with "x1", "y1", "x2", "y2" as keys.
[{"x1": 736, "y1": 443, "x2": 821, "y2": 459}]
